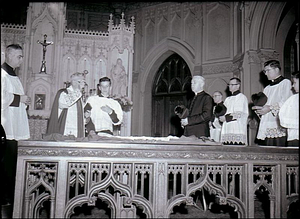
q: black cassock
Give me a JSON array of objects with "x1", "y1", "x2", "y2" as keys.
[{"x1": 184, "y1": 91, "x2": 213, "y2": 138}]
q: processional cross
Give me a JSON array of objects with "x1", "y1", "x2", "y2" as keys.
[{"x1": 37, "y1": 34, "x2": 53, "y2": 73}]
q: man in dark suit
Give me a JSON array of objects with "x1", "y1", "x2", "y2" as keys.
[{"x1": 181, "y1": 75, "x2": 213, "y2": 137}]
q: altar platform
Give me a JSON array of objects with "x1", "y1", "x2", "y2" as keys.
[{"x1": 13, "y1": 137, "x2": 298, "y2": 218}]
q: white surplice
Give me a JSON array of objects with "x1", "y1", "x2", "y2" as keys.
[
  {"x1": 278, "y1": 93, "x2": 299, "y2": 141},
  {"x1": 221, "y1": 93, "x2": 249, "y2": 144},
  {"x1": 1, "y1": 68, "x2": 30, "y2": 140},
  {"x1": 256, "y1": 79, "x2": 293, "y2": 140},
  {"x1": 85, "y1": 96, "x2": 123, "y2": 133},
  {"x1": 210, "y1": 116, "x2": 222, "y2": 142}
]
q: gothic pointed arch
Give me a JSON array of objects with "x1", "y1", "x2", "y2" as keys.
[
  {"x1": 152, "y1": 53, "x2": 192, "y2": 137},
  {"x1": 259, "y1": 2, "x2": 286, "y2": 49},
  {"x1": 137, "y1": 37, "x2": 195, "y2": 136},
  {"x1": 31, "y1": 4, "x2": 58, "y2": 32},
  {"x1": 166, "y1": 176, "x2": 246, "y2": 218},
  {"x1": 248, "y1": 2, "x2": 298, "y2": 76}
]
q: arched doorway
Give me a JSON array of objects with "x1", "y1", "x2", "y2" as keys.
[{"x1": 151, "y1": 53, "x2": 193, "y2": 137}]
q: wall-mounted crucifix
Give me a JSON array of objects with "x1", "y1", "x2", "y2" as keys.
[{"x1": 37, "y1": 34, "x2": 53, "y2": 73}]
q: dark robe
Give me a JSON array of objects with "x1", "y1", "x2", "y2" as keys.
[
  {"x1": 46, "y1": 88, "x2": 84, "y2": 137},
  {"x1": 84, "y1": 103, "x2": 95, "y2": 136},
  {"x1": 210, "y1": 101, "x2": 227, "y2": 128},
  {"x1": 214, "y1": 102, "x2": 227, "y2": 117},
  {"x1": 184, "y1": 91, "x2": 213, "y2": 137},
  {"x1": 85, "y1": 117, "x2": 95, "y2": 136}
]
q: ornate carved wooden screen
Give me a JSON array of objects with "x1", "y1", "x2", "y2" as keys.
[
  {"x1": 14, "y1": 140, "x2": 299, "y2": 218},
  {"x1": 152, "y1": 54, "x2": 192, "y2": 137}
]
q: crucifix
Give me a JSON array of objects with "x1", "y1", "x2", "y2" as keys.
[{"x1": 37, "y1": 34, "x2": 53, "y2": 73}]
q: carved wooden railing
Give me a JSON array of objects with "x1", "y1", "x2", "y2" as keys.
[{"x1": 13, "y1": 138, "x2": 298, "y2": 218}]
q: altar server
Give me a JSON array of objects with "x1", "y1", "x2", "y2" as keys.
[
  {"x1": 252, "y1": 60, "x2": 293, "y2": 146},
  {"x1": 1, "y1": 44, "x2": 30, "y2": 215},
  {"x1": 85, "y1": 77, "x2": 123, "y2": 136},
  {"x1": 220, "y1": 77, "x2": 248, "y2": 145},
  {"x1": 279, "y1": 71, "x2": 299, "y2": 146}
]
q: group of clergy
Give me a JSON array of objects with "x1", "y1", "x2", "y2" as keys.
[
  {"x1": 1, "y1": 44, "x2": 298, "y2": 218},
  {"x1": 177, "y1": 60, "x2": 299, "y2": 147}
]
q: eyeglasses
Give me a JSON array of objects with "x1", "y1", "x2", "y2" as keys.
[
  {"x1": 263, "y1": 68, "x2": 274, "y2": 74},
  {"x1": 77, "y1": 80, "x2": 86, "y2": 84},
  {"x1": 227, "y1": 84, "x2": 238, "y2": 86}
]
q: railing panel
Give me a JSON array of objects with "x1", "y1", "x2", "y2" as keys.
[{"x1": 13, "y1": 140, "x2": 298, "y2": 218}]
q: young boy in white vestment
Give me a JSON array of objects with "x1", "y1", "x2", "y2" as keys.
[{"x1": 85, "y1": 77, "x2": 123, "y2": 136}]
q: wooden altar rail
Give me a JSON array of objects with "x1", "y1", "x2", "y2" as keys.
[{"x1": 13, "y1": 140, "x2": 298, "y2": 218}]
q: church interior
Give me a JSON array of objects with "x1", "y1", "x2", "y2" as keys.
[
  {"x1": 1, "y1": 1, "x2": 299, "y2": 218},
  {"x1": 1, "y1": 1, "x2": 299, "y2": 141}
]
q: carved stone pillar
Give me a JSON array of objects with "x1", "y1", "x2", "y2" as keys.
[
  {"x1": 108, "y1": 13, "x2": 135, "y2": 136},
  {"x1": 244, "y1": 50, "x2": 263, "y2": 145},
  {"x1": 24, "y1": 2, "x2": 66, "y2": 118},
  {"x1": 257, "y1": 49, "x2": 279, "y2": 64}
]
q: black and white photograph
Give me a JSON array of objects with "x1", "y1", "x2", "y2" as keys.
[{"x1": 1, "y1": 1, "x2": 299, "y2": 218}]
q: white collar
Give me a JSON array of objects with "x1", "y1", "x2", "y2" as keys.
[{"x1": 195, "y1": 90, "x2": 203, "y2": 95}]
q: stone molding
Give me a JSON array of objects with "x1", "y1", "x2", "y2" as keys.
[
  {"x1": 65, "y1": 29, "x2": 109, "y2": 37},
  {"x1": 257, "y1": 49, "x2": 279, "y2": 63},
  {"x1": 1, "y1": 23, "x2": 26, "y2": 30},
  {"x1": 202, "y1": 62, "x2": 238, "y2": 75},
  {"x1": 18, "y1": 147, "x2": 298, "y2": 161}
]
